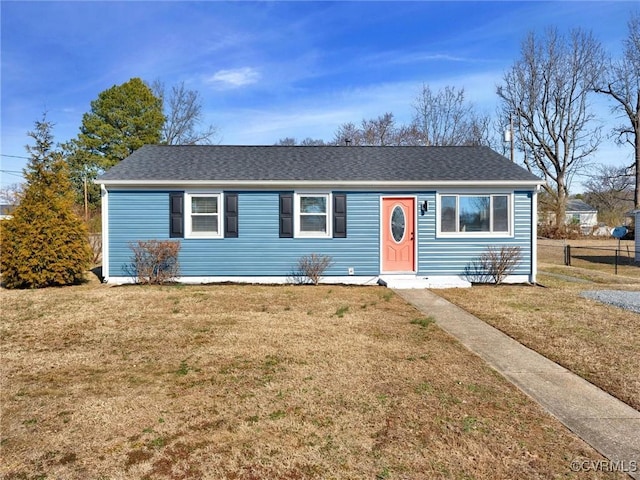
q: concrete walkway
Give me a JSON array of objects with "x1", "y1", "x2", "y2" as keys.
[{"x1": 396, "y1": 289, "x2": 640, "y2": 479}]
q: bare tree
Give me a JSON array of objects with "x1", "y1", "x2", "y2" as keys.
[
  {"x1": 152, "y1": 80, "x2": 219, "y2": 145},
  {"x1": 299, "y1": 137, "x2": 327, "y2": 146},
  {"x1": 333, "y1": 113, "x2": 417, "y2": 146},
  {"x1": 275, "y1": 137, "x2": 326, "y2": 146},
  {"x1": 361, "y1": 113, "x2": 398, "y2": 146},
  {"x1": 0, "y1": 183, "x2": 23, "y2": 205},
  {"x1": 594, "y1": 13, "x2": 640, "y2": 207},
  {"x1": 497, "y1": 28, "x2": 606, "y2": 231},
  {"x1": 333, "y1": 122, "x2": 362, "y2": 146},
  {"x1": 275, "y1": 137, "x2": 297, "y2": 146},
  {"x1": 412, "y1": 84, "x2": 490, "y2": 146},
  {"x1": 583, "y1": 164, "x2": 635, "y2": 225}
]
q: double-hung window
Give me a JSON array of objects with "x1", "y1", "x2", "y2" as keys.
[
  {"x1": 439, "y1": 194, "x2": 511, "y2": 236},
  {"x1": 185, "y1": 193, "x2": 222, "y2": 238},
  {"x1": 295, "y1": 193, "x2": 331, "y2": 238}
]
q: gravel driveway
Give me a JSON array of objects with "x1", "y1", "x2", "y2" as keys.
[{"x1": 580, "y1": 290, "x2": 640, "y2": 314}]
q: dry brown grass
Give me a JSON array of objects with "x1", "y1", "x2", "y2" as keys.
[
  {"x1": 437, "y1": 274, "x2": 640, "y2": 412},
  {"x1": 0, "y1": 282, "x2": 624, "y2": 479},
  {"x1": 538, "y1": 238, "x2": 639, "y2": 279}
]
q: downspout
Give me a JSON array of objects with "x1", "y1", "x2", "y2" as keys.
[
  {"x1": 531, "y1": 185, "x2": 539, "y2": 284},
  {"x1": 100, "y1": 184, "x2": 109, "y2": 282}
]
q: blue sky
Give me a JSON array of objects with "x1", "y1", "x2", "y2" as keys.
[{"x1": 0, "y1": 1, "x2": 636, "y2": 191}]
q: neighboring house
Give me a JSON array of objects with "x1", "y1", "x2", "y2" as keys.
[
  {"x1": 97, "y1": 145, "x2": 543, "y2": 287},
  {"x1": 0, "y1": 204, "x2": 16, "y2": 220},
  {"x1": 539, "y1": 199, "x2": 598, "y2": 235},
  {"x1": 566, "y1": 199, "x2": 598, "y2": 234}
]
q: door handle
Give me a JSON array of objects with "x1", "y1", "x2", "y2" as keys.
[{"x1": 410, "y1": 232, "x2": 414, "y2": 241}]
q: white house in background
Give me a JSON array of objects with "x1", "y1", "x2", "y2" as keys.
[
  {"x1": 565, "y1": 199, "x2": 598, "y2": 234},
  {"x1": 0, "y1": 204, "x2": 16, "y2": 220}
]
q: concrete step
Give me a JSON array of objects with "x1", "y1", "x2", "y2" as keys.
[{"x1": 378, "y1": 275, "x2": 471, "y2": 289}]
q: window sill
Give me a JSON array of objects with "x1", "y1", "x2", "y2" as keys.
[
  {"x1": 436, "y1": 232, "x2": 513, "y2": 239},
  {"x1": 294, "y1": 232, "x2": 332, "y2": 239},
  {"x1": 185, "y1": 233, "x2": 224, "y2": 240}
]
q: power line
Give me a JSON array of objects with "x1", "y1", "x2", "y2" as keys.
[
  {"x1": 0, "y1": 154, "x2": 30, "y2": 160},
  {"x1": 0, "y1": 170, "x2": 25, "y2": 178}
]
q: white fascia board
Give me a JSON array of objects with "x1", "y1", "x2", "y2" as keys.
[{"x1": 97, "y1": 179, "x2": 543, "y2": 189}]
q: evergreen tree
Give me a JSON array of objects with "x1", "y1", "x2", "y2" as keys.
[
  {"x1": 0, "y1": 115, "x2": 92, "y2": 288},
  {"x1": 64, "y1": 77, "x2": 165, "y2": 206}
]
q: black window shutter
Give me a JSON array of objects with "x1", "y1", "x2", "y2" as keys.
[
  {"x1": 333, "y1": 193, "x2": 347, "y2": 238},
  {"x1": 279, "y1": 193, "x2": 293, "y2": 238},
  {"x1": 224, "y1": 192, "x2": 239, "y2": 238},
  {"x1": 169, "y1": 192, "x2": 184, "y2": 238}
]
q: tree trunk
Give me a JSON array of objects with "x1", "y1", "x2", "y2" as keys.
[
  {"x1": 635, "y1": 131, "x2": 640, "y2": 208},
  {"x1": 555, "y1": 183, "x2": 567, "y2": 233}
]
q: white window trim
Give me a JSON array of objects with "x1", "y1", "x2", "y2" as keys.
[
  {"x1": 185, "y1": 192, "x2": 223, "y2": 239},
  {"x1": 436, "y1": 192, "x2": 514, "y2": 238},
  {"x1": 294, "y1": 192, "x2": 332, "y2": 238}
]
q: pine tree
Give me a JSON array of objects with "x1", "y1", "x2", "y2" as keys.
[
  {"x1": 0, "y1": 115, "x2": 93, "y2": 288},
  {"x1": 64, "y1": 77, "x2": 165, "y2": 207}
]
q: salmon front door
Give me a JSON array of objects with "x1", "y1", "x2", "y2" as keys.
[{"x1": 382, "y1": 197, "x2": 415, "y2": 272}]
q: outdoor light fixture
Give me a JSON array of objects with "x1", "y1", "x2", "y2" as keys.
[{"x1": 421, "y1": 200, "x2": 429, "y2": 215}]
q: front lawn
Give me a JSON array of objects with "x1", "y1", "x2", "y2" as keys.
[
  {"x1": 437, "y1": 274, "x2": 640, "y2": 412},
  {"x1": 0, "y1": 283, "x2": 623, "y2": 479}
]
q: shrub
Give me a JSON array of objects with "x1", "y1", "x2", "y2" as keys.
[
  {"x1": 0, "y1": 117, "x2": 92, "y2": 288},
  {"x1": 290, "y1": 253, "x2": 333, "y2": 285},
  {"x1": 464, "y1": 246, "x2": 522, "y2": 285},
  {"x1": 128, "y1": 240, "x2": 181, "y2": 285},
  {"x1": 538, "y1": 222, "x2": 581, "y2": 239}
]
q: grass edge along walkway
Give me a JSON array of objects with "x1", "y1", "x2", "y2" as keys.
[{"x1": 396, "y1": 288, "x2": 640, "y2": 480}]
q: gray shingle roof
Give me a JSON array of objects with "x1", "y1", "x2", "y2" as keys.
[
  {"x1": 98, "y1": 145, "x2": 542, "y2": 184},
  {"x1": 567, "y1": 199, "x2": 597, "y2": 212}
]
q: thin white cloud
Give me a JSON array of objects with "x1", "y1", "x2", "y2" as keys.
[
  {"x1": 206, "y1": 67, "x2": 261, "y2": 89},
  {"x1": 387, "y1": 51, "x2": 476, "y2": 66}
]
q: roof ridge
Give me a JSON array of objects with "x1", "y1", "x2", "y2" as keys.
[
  {"x1": 140, "y1": 144, "x2": 487, "y2": 148},
  {"x1": 98, "y1": 145, "x2": 542, "y2": 184}
]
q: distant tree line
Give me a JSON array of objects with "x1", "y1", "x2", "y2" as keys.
[
  {"x1": 3, "y1": 9, "x2": 638, "y2": 252},
  {"x1": 276, "y1": 85, "x2": 491, "y2": 148},
  {"x1": 278, "y1": 13, "x2": 640, "y2": 233}
]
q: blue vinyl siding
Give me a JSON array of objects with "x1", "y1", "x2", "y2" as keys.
[
  {"x1": 108, "y1": 189, "x2": 534, "y2": 278},
  {"x1": 108, "y1": 190, "x2": 380, "y2": 277},
  {"x1": 417, "y1": 191, "x2": 532, "y2": 276}
]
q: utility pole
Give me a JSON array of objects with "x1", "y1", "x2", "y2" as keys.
[
  {"x1": 510, "y1": 114, "x2": 514, "y2": 163},
  {"x1": 504, "y1": 115, "x2": 515, "y2": 162},
  {"x1": 83, "y1": 176, "x2": 89, "y2": 222}
]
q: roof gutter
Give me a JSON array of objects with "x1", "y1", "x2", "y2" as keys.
[{"x1": 96, "y1": 179, "x2": 544, "y2": 189}]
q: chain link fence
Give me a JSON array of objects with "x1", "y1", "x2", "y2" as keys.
[{"x1": 538, "y1": 239, "x2": 638, "y2": 275}]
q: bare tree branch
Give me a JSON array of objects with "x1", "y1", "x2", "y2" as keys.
[
  {"x1": 152, "y1": 80, "x2": 219, "y2": 145},
  {"x1": 274, "y1": 137, "x2": 326, "y2": 146},
  {"x1": 333, "y1": 113, "x2": 414, "y2": 146},
  {"x1": 497, "y1": 27, "x2": 606, "y2": 230},
  {"x1": 0, "y1": 183, "x2": 23, "y2": 205},
  {"x1": 583, "y1": 163, "x2": 635, "y2": 225},
  {"x1": 594, "y1": 12, "x2": 640, "y2": 207},
  {"x1": 412, "y1": 84, "x2": 490, "y2": 146}
]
